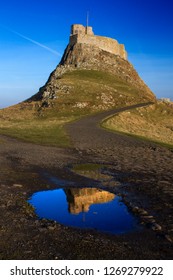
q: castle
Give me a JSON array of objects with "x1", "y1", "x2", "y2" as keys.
[
  {"x1": 69, "y1": 24, "x2": 127, "y2": 60},
  {"x1": 65, "y1": 188, "x2": 115, "y2": 214}
]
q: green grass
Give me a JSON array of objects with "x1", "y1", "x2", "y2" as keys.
[
  {"x1": 0, "y1": 119, "x2": 71, "y2": 147},
  {"x1": 72, "y1": 163, "x2": 103, "y2": 172},
  {"x1": 0, "y1": 69, "x2": 154, "y2": 147},
  {"x1": 62, "y1": 69, "x2": 149, "y2": 100}
]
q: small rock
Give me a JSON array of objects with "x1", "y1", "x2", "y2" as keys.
[
  {"x1": 132, "y1": 206, "x2": 139, "y2": 213},
  {"x1": 148, "y1": 219, "x2": 156, "y2": 223},
  {"x1": 151, "y1": 223, "x2": 162, "y2": 231},
  {"x1": 48, "y1": 226, "x2": 56, "y2": 231},
  {"x1": 13, "y1": 184, "x2": 23, "y2": 188},
  {"x1": 165, "y1": 235, "x2": 173, "y2": 243},
  {"x1": 20, "y1": 218, "x2": 26, "y2": 223},
  {"x1": 6, "y1": 201, "x2": 12, "y2": 207},
  {"x1": 109, "y1": 181, "x2": 120, "y2": 187},
  {"x1": 146, "y1": 215, "x2": 154, "y2": 219},
  {"x1": 39, "y1": 227, "x2": 47, "y2": 232},
  {"x1": 141, "y1": 215, "x2": 154, "y2": 220},
  {"x1": 137, "y1": 208, "x2": 147, "y2": 215}
]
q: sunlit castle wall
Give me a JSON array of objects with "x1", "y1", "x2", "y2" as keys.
[{"x1": 70, "y1": 24, "x2": 127, "y2": 60}]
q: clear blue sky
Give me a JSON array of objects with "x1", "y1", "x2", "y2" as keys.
[{"x1": 0, "y1": 0, "x2": 173, "y2": 108}]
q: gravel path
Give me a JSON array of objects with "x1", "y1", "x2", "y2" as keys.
[{"x1": 66, "y1": 103, "x2": 153, "y2": 150}]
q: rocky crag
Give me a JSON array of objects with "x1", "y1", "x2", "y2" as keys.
[{"x1": 27, "y1": 24, "x2": 155, "y2": 110}]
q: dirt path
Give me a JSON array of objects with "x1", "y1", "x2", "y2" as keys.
[
  {"x1": 66, "y1": 102, "x2": 153, "y2": 150},
  {"x1": 0, "y1": 103, "x2": 173, "y2": 259}
]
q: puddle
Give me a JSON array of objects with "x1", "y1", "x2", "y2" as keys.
[{"x1": 28, "y1": 187, "x2": 139, "y2": 234}]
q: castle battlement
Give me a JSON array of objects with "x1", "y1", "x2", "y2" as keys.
[{"x1": 69, "y1": 24, "x2": 127, "y2": 60}]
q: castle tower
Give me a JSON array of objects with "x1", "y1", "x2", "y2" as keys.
[
  {"x1": 71, "y1": 24, "x2": 94, "y2": 36},
  {"x1": 71, "y1": 24, "x2": 86, "y2": 35},
  {"x1": 69, "y1": 24, "x2": 127, "y2": 60}
]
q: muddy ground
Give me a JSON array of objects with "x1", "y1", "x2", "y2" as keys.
[{"x1": 0, "y1": 104, "x2": 173, "y2": 259}]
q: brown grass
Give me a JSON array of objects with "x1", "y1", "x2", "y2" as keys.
[{"x1": 103, "y1": 102, "x2": 173, "y2": 147}]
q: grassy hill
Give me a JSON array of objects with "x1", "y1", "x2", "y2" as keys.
[{"x1": 0, "y1": 69, "x2": 154, "y2": 147}]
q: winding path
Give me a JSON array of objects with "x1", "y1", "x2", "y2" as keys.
[{"x1": 66, "y1": 102, "x2": 154, "y2": 150}]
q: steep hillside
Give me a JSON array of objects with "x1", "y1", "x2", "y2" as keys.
[{"x1": 28, "y1": 42, "x2": 155, "y2": 110}]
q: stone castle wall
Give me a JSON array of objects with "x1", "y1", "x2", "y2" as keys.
[{"x1": 69, "y1": 24, "x2": 127, "y2": 60}]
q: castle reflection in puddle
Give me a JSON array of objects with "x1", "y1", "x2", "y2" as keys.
[
  {"x1": 65, "y1": 188, "x2": 115, "y2": 214},
  {"x1": 28, "y1": 187, "x2": 139, "y2": 234}
]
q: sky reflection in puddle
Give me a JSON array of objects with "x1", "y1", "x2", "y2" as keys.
[{"x1": 28, "y1": 187, "x2": 139, "y2": 234}]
